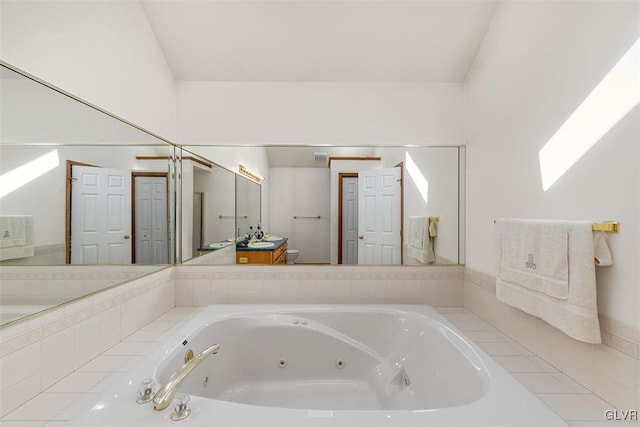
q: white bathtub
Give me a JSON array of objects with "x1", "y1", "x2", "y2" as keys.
[{"x1": 69, "y1": 305, "x2": 567, "y2": 426}]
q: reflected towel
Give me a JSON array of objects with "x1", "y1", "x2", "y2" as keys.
[
  {"x1": 407, "y1": 216, "x2": 434, "y2": 264},
  {"x1": 0, "y1": 216, "x2": 29, "y2": 248},
  {"x1": 0, "y1": 215, "x2": 34, "y2": 261},
  {"x1": 495, "y1": 219, "x2": 601, "y2": 344},
  {"x1": 428, "y1": 219, "x2": 437, "y2": 238}
]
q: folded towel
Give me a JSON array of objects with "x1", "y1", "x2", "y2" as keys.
[
  {"x1": 495, "y1": 219, "x2": 601, "y2": 344},
  {"x1": 0, "y1": 215, "x2": 29, "y2": 248},
  {"x1": 407, "y1": 216, "x2": 435, "y2": 264},
  {"x1": 500, "y1": 219, "x2": 569, "y2": 300},
  {"x1": 593, "y1": 232, "x2": 613, "y2": 266}
]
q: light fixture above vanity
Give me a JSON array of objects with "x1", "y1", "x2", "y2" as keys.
[{"x1": 238, "y1": 164, "x2": 263, "y2": 182}]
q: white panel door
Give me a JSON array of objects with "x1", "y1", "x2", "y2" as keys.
[
  {"x1": 134, "y1": 176, "x2": 168, "y2": 264},
  {"x1": 341, "y1": 177, "x2": 358, "y2": 264},
  {"x1": 71, "y1": 166, "x2": 131, "y2": 264},
  {"x1": 358, "y1": 168, "x2": 401, "y2": 265}
]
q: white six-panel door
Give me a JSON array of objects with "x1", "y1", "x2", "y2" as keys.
[
  {"x1": 341, "y1": 176, "x2": 359, "y2": 264},
  {"x1": 134, "y1": 176, "x2": 168, "y2": 264},
  {"x1": 71, "y1": 165, "x2": 131, "y2": 264},
  {"x1": 358, "y1": 167, "x2": 401, "y2": 265}
]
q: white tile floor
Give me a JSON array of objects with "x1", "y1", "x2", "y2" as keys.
[{"x1": 1, "y1": 307, "x2": 635, "y2": 426}]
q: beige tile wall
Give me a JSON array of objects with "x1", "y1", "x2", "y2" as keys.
[
  {"x1": 0, "y1": 267, "x2": 175, "y2": 417},
  {"x1": 175, "y1": 265, "x2": 464, "y2": 306},
  {"x1": 464, "y1": 267, "x2": 639, "y2": 413},
  {"x1": 0, "y1": 265, "x2": 161, "y2": 304}
]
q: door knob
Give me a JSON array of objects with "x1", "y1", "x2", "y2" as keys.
[
  {"x1": 359, "y1": 235, "x2": 364, "y2": 240},
  {"x1": 124, "y1": 235, "x2": 131, "y2": 240}
]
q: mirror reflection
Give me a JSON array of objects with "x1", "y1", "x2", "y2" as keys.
[
  {"x1": 183, "y1": 145, "x2": 464, "y2": 266},
  {"x1": 181, "y1": 149, "x2": 237, "y2": 263},
  {"x1": 0, "y1": 64, "x2": 175, "y2": 326}
]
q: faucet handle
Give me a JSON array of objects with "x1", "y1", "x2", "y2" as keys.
[
  {"x1": 171, "y1": 393, "x2": 191, "y2": 421},
  {"x1": 136, "y1": 378, "x2": 157, "y2": 404}
]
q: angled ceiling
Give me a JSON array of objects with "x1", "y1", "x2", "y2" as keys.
[{"x1": 141, "y1": 0, "x2": 499, "y2": 83}]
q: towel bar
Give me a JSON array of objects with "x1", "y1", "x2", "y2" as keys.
[
  {"x1": 219, "y1": 215, "x2": 248, "y2": 219},
  {"x1": 293, "y1": 216, "x2": 321, "y2": 219},
  {"x1": 592, "y1": 221, "x2": 619, "y2": 233}
]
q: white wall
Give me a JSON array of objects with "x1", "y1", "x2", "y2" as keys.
[
  {"x1": 193, "y1": 167, "x2": 237, "y2": 244},
  {"x1": 0, "y1": 0, "x2": 176, "y2": 140},
  {"x1": 465, "y1": 1, "x2": 640, "y2": 327},
  {"x1": 177, "y1": 81, "x2": 464, "y2": 145},
  {"x1": 269, "y1": 168, "x2": 331, "y2": 263},
  {"x1": 181, "y1": 160, "x2": 194, "y2": 261}
]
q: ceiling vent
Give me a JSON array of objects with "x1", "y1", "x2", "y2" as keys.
[{"x1": 314, "y1": 152, "x2": 328, "y2": 162}]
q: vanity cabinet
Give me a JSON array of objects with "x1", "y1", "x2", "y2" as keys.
[{"x1": 236, "y1": 240, "x2": 287, "y2": 265}]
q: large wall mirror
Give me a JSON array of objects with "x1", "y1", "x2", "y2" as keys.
[
  {"x1": 183, "y1": 145, "x2": 465, "y2": 266},
  {"x1": 0, "y1": 63, "x2": 177, "y2": 326}
]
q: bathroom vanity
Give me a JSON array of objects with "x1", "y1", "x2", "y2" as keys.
[{"x1": 236, "y1": 238, "x2": 288, "y2": 264}]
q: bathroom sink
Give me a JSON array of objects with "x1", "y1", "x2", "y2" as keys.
[
  {"x1": 264, "y1": 236, "x2": 283, "y2": 241},
  {"x1": 209, "y1": 241, "x2": 233, "y2": 249},
  {"x1": 249, "y1": 242, "x2": 275, "y2": 248}
]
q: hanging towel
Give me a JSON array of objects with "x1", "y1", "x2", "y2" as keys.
[
  {"x1": 499, "y1": 219, "x2": 569, "y2": 300},
  {"x1": 0, "y1": 215, "x2": 35, "y2": 261},
  {"x1": 0, "y1": 216, "x2": 28, "y2": 248},
  {"x1": 428, "y1": 219, "x2": 437, "y2": 238},
  {"x1": 495, "y1": 219, "x2": 601, "y2": 344},
  {"x1": 407, "y1": 216, "x2": 435, "y2": 264},
  {"x1": 593, "y1": 232, "x2": 613, "y2": 266}
]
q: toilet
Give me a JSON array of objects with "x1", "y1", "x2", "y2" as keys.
[{"x1": 286, "y1": 249, "x2": 299, "y2": 264}]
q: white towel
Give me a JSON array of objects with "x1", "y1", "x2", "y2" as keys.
[
  {"x1": 407, "y1": 216, "x2": 435, "y2": 264},
  {"x1": 495, "y1": 219, "x2": 601, "y2": 344},
  {"x1": 500, "y1": 219, "x2": 569, "y2": 300},
  {"x1": 0, "y1": 215, "x2": 34, "y2": 261},
  {"x1": 0, "y1": 216, "x2": 28, "y2": 248},
  {"x1": 593, "y1": 232, "x2": 613, "y2": 266}
]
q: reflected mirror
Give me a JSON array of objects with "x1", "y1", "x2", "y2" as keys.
[
  {"x1": 180, "y1": 148, "x2": 237, "y2": 263},
  {"x1": 0, "y1": 63, "x2": 176, "y2": 326},
  {"x1": 183, "y1": 145, "x2": 464, "y2": 266},
  {"x1": 236, "y1": 174, "x2": 262, "y2": 239}
]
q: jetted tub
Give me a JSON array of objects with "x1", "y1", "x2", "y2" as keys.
[{"x1": 69, "y1": 305, "x2": 567, "y2": 426}]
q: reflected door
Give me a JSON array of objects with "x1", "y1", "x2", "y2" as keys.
[
  {"x1": 358, "y1": 168, "x2": 401, "y2": 265},
  {"x1": 71, "y1": 165, "x2": 131, "y2": 264},
  {"x1": 134, "y1": 175, "x2": 168, "y2": 264},
  {"x1": 341, "y1": 176, "x2": 358, "y2": 264}
]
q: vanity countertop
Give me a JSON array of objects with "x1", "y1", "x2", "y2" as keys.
[{"x1": 236, "y1": 237, "x2": 288, "y2": 252}]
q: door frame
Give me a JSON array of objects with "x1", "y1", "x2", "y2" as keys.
[
  {"x1": 65, "y1": 160, "x2": 96, "y2": 264},
  {"x1": 131, "y1": 172, "x2": 169, "y2": 264},
  {"x1": 338, "y1": 172, "x2": 358, "y2": 264},
  {"x1": 394, "y1": 161, "x2": 404, "y2": 265}
]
